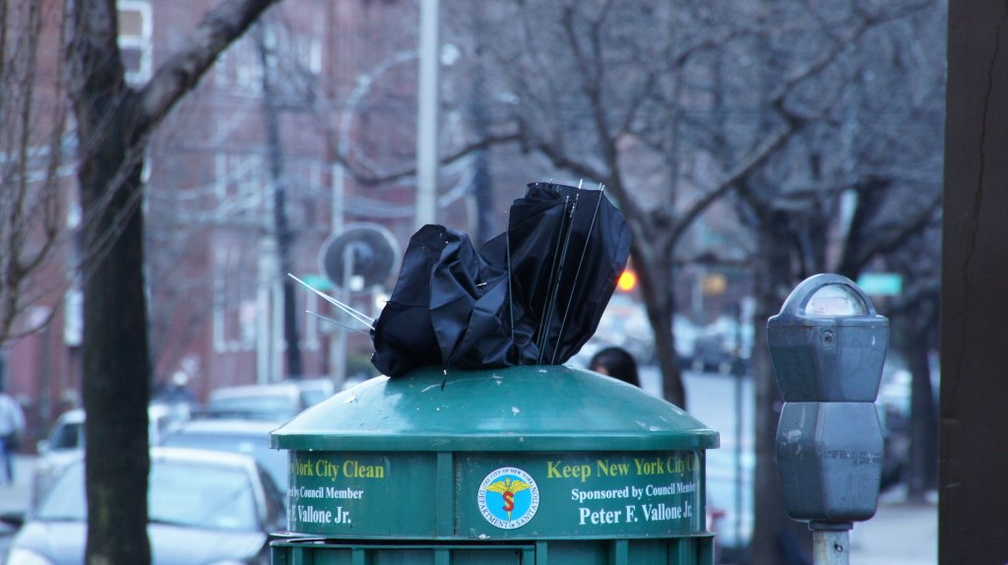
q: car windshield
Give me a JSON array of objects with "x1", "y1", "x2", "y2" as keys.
[
  {"x1": 161, "y1": 432, "x2": 287, "y2": 491},
  {"x1": 50, "y1": 421, "x2": 84, "y2": 450},
  {"x1": 207, "y1": 396, "x2": 297, "y2": 420},
  {"x1": 37, "y1": 459, "x2": 259, "y2": 532},
  {"x1": 299, "y1": 389, "x2": 328, "y2": 408}
]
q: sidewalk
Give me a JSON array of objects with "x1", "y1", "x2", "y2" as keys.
[
  {"x1": 0, "y1": 455, "x2": 33, "y2": 517},
  {"x1": 848, "y1": 486, "x2": 938, "y2": 564},
  {"x1": 0, "y1": 455, "x2": 33, "y2": 564}
]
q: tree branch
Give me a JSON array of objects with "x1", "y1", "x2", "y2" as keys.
[{"x1": 138, "y1": 0, "x2": 278, "y2": 131}]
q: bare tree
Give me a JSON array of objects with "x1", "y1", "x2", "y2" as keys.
[
  {"x1": 64, "y1": 0, "x2": 278, "y2": 562},
  {"x1": 0, "y1": 0, "x2": 71, "y2": 347},
  {"x1": 439, "y1": 1, "x2": 943, "y2": 562},
  {"x1": 442, "y1": 1, "x2": 916, "y2": 410},
  {"x1": 729, "y1": 2, "x2": 944, "y2": 560}
]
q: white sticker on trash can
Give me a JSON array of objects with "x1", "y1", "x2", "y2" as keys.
[{"x1": 477, "y1": 466, "x2": 540, "y2": 529}]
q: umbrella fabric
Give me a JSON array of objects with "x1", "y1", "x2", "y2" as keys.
[
  {"x1": 371, "y1": 224, "x2": 502, "y2": 377},
  {"x1": 493, "y1": 182, "x2": 632, "y2": 365},
  {"x1": 371, "y1": 182, "x2": 631, "y2": 377},
  {"x1": 369, "y1": 225, "x2": 449, "y2": 377}
]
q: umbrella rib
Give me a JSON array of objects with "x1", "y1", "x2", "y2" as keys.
[
  {"x1": 288, "y1": 273, "x2": 376, "y2": 328},
  {"x1": 305, "y1": 310, "x2": 372, "y2": 337},
  {"x1": 535, "y1": 196, "x2": 568, "y2": 361},
  {"x1": 551, "y1": 184, "x2": 606, "y2": 364},
  {"x1": 537, "y1": 191, "x2": 578, "y2": 363},
  {"x1": 507, "y1": 218, "x2": 515, "y2": 345}
]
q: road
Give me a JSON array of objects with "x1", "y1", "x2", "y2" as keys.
[{"x1": 639, "y1": 365, "x2": 755, "y2": 449}]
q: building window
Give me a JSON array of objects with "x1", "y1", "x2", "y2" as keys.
[
  {"x1": 214, "y1": 152, "x2": 268, "y2": 221},
  {"x1": 212, "y1": 245, "x2": 257, "y2": 353},
  {"x1": 118, "y1": 1, "x2": 152, "y2": 84},
  {"x1": 215, "y1": 38, "x2": 262, "y2": 96},
  {"x1": 214, "y1": 22, "x2": 322, "y2": 101}
]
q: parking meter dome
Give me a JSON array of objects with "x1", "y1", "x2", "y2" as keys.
[{"x1": 767, "y1": 274, "x2": 888, "y2": 402}]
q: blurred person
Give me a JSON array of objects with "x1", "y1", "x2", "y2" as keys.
[
  {"x1": 0, "y1": 388, "x2": 25, "y2": 484},
  {"x1": 588, "y1": 346, "x2": 641, "y2": 388},
  {"x1": 154, "y1": 371, "x2": 196, "y2": 421}
]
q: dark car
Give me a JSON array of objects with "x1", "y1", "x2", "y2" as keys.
[
  {"x1": 3, "y1": 447, "x2": 286, "y2": 565},
  {"x1": 159, "y1": 418, "x2": 288, "y2": 494}
]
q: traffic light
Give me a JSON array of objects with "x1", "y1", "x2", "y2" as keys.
[{"x1": 617, "y1": 269, "x2": 637, "y2": 292}]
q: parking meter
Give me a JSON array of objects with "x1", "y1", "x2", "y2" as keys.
[{"x1": 767, "y1": 274, "x2": 887, "y2": 564}]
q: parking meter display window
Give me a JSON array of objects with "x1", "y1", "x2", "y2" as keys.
[{"x1": 805, "y1": 284, "x2": 868, "y2": 316}]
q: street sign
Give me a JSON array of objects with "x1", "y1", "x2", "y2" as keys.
[
  {"x1": 299, "y1": 274, "x2": 332, "y2": 291},
  {"x1": 856, "y1": 273, "x2": 903, "y2": 296}
]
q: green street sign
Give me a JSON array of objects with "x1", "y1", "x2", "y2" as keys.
[
  {"x1": 856, "y1": 272, "x2": 903, "y2": 296},
  {"x1": 298, "y1": 273, "x2": 332, "y2": 291}
]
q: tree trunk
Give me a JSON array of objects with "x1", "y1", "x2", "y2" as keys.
[
  {"x1": 79, "y1": 93, "x2": 152, "y2": 565},
  {"x1": 750, "y1": 210, "x2": 812, "y2": 565},
  {"x1": 905, "y1": 324, "x2": 938, "y2": 499},
  {"x1": 635, "y1": 245, "x2": 686, "y2": 408},
  {"x1": 66, "y1": 2, "x2": 280, "y2": 563},
  {"x1": 654, "y1": 305, "x2": 685, "y2": 409}
]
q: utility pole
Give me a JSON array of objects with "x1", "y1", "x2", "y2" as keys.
[
  {"x1": 257, "y1": 24, "x2": 303, "y2": 379},
  {"x1": 415, "y1": 0, "x2": 439, "y2": 229}
]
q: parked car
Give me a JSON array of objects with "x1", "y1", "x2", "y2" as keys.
[
  {"x1": 691, "y1": 334, "x2": 737, "y2": 375},
  {"x1": 589, "y1": 294, "x2": 656, "y2": 363},
  {"x1": 290, "y1": 377, "x2": 336, "y2": 407},
  {"x1": 159, "y1": 418, "x2": 288, "y2": 493},
  {"x1": 874, "y1": 353, "x2": 936, "y2": 490},
  {"x1": 674, "y1": 314, "x2": 701, "y2": 366},
  {"x1": 29, "y1": 404, "x2": 183, "y2": 510},
  {"x1": 204, "y1": 378, "x2": 334, "y2": 422},
  {"x1": 689, "y1": 315, "x2": 753, "y2": 375},
  {"x1": 3, "y1": 447, "x2": 286, "y2": 565}
]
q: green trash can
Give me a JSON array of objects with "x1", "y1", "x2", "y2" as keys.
[{"x1": 269, "y1": 365, "x2": 720, "y2": 564}]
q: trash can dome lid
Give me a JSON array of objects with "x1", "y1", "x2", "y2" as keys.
[{"x1": 270, "y1": 365, "x2": 719, "y2": 452}]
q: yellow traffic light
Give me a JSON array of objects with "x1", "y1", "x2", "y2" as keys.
[{"x1": 617, "y1": 269, "x2": 637, "y2": 292}]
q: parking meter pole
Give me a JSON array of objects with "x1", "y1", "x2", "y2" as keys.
[
  {"x1": 734, "y1": 369, "x2": 744, "y2": 547},
  {"x1": 812, "y1": 528, "x2": 850, "y2": 565},
  {"x1": 768, "y1": 274, "x2": 888, "y2": 561}
]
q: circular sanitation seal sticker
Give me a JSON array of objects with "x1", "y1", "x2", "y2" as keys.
[{"x1": 477, "y1": 466, "x2": 540, "y2": 529}]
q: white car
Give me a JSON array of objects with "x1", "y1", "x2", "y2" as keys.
[
  {"x1": 6, "y1": 447, "x2": 286, "y2": 565},
  {"x1": 29, "y1": 404, "x2": 182, "y2": 510},
  {"x1": 159, "y1": 418, "x2": 287, "y2": 493}
]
